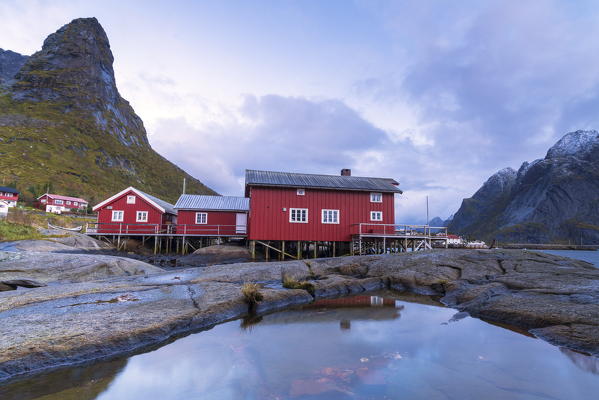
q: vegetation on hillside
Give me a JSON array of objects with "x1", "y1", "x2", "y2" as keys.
[{"x1": 0, "y1": 94, "x2": 216, "y2": 205}]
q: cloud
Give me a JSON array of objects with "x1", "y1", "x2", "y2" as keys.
[
  {"x1": 6, "y1": 1, "x2": 599, "y2": 223},
  {"x1": 149, "y1": 94, "x2": 475, "y2": 223}
]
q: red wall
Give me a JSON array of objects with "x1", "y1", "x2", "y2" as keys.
[
  {"x1": 0, "y1": 194, "x2": 18, "y2": 202},
  {"x1": 247, "y1": 186, "x2": 395, "y2": 241},
  {"x1": 176, "y1": 210, "x2": 246, "y2": 235},
  {"x1": 96, "y1": 189, "x2": 171, "y2": 234},
  {"x1": 37, "y1": 194, "x2": 87, "y2": 210}
]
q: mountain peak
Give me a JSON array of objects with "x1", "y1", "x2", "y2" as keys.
[
  {"x1": 11, "y1": 17, "x2": 148, "y2": 147},
  {"x1": 546, "y1": 130, "x2": 599, "y2": 159}
]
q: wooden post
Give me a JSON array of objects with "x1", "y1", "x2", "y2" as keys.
[
  {"x1": 332, "y1": 241, "x2": 336, "y2": 257},
  {"x1": 250, "y1": 240, "x2": 256, "y2": 260},
  {"x1": 281, "y1": 241, "x2": 286, "y2": 261},
  {"x1": 154, "y1": 237, "x2": 158, "y2": 254},
  {"x1": 313, "y1": 241, "x2": 318, "y2": 258},
  {"x1": 297, "y1": 241, "x2": 301, "y2": 259},
  {"x1": 265, "y1": 241, "x2": 270, "y2": 261}
]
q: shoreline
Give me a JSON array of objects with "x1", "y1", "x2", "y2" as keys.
[{"x1": 1, "y1": 248, "x2": 599, "y2": 383}]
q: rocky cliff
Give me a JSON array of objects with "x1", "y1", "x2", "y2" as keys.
[
  {"x1": 0, "y1": 18, "x2": 216, "y2": 204},
  {"x1": 449, "y1": 130, "x2": 599, "y2": 244}
]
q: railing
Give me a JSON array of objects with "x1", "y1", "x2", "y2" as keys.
[
  {"x1": 85, "y1": 222, "x2": 248, "y2": 236},
  {"x1": 353, "y1": 223, "x2": 448, "y2": 238}
]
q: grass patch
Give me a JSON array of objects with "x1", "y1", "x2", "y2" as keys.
[
  {"x1": 282, "y1": 274, "x2": 315, "y2": 296},
  {"x1": 241, "y1": 282, "x2": 264, "y2": 313},
  {"x1": 0, "y1": 221, "x2": 45, "y2": 241}
]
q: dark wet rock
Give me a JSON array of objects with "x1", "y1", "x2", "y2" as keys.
[
  {"x1": 0, "y1": 249, "x2": 598, "y2": 382},
  {"x1": 1, "y1": 280, "x2": 45, "y2": 289}
]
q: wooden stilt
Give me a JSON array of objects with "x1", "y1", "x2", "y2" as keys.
[
  {"x1": 297, "y1": 241, "x2": 301, "y2": 259},
  {"x1": 333, "y1": 241, "x2": 336, "y2": 257},
  {"x1": 281, "y1": 241, "x2": 286, "y2": 261},
  {"x1": 265, "y1": 241, "x2": 270, "y2": 261},
  {"x1": 250, "y1": 240, "x2": 256, "y2": 260}
]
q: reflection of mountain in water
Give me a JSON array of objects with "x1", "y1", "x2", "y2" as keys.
[
  {"x1": 0, "y1": 358, "x2": 127, "y2": 400},
  {"x1": 561, "y1": 348, "x2": 599, "y2": 375}
]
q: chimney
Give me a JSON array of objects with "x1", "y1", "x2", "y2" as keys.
[{"x1": 341, "y1": 168, "x2": 351, "y2": 176}]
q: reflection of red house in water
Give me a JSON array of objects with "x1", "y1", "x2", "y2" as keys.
[
  {"x1": 91, "y1": 187, "x2": 177, "y2": 234},
  {"x1": 310, "y1": 296, "x2": 399, "y2": 308}
]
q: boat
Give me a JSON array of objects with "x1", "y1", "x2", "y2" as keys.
[{"x1": 47, "y1": 222, "x2": 83, "y2": 232}]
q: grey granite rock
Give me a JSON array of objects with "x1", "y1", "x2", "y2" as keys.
[{"x1": 0, "y1": 249, "x2": 598, "y2": 382}]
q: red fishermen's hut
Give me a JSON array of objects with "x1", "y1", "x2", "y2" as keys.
[
  {"x1": 0, "y1": 186, "x2": 19, "y2": 207},
  {"x1": 91, "y1": 187, "x2": 177, "y2": 234},
  {"x1": 174, "y1": 195, "x2": 249, "y2": 236},
  {"x1": 36, "y1": 193, "x2": 88, "y2": 213},
  {"x1": 245, "y1": 169, "x2": 402, "y2": 244}
]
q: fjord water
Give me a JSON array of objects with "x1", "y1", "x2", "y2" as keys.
[
  {"x1": 2, "y1": 291, "x2": 598, "y2": 400},
  {"x1": 540, "y1": 249, "x2": 599, "y2": 267}
]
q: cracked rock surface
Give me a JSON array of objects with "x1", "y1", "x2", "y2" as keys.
[{"x1": 0, "y1": 248, "x2": 598, "y2": 382}]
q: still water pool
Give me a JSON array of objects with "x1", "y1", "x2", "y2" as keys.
[{"x1": 2, "y1": 291, "x2": 598, "y2": 400}]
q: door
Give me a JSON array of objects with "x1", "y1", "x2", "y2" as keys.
[{"x1": 236, "y1": 213, "x2": 247, "y2": 234}]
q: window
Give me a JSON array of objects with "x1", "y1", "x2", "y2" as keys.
[
  {"x1": 321, "y1": 209, "x2": 339, "y2": 224},
  {"x1": 73, "y1": 202, "x2": 78, "y2": 206},
  {"x1": 112, "y1": 210, "x2": 124, "y2": 222},
  {"x1": 136, "y1": 211, "x2": 148, "y2": 222},
  {"x1": 290, "y1": 208, "x2": 308, "y2": 223},
  {"x1": 41, "y1": 199, "x2": 46, "y2": 203},
  {"x1": 55, "y1": 199, "x2": 63, "y2": 205},
  {"x1": 127, "y1": 195, "x2": 136, "y2": 204},
  {"x1": 370, "y1": 211, "x2": 383, "y2": 221},
  {"x1": 66, "y1": 201, "x2": 71, "y2": 205},
  {"x1": 297, "y1": 188, "x2": 305, "y2": 196},
  {"x1": 195, "y1": 212, "x2": 208, "y2": 224},
  {"x1": 370, "y1": 192, "x2": 383, "y2": 203}
]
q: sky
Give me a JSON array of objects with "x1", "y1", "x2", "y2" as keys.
[{"x1": 2, "y1": 0, "x2": 599, "y2": 223}]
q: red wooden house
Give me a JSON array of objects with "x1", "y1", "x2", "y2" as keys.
[
  {"x1": 245, "y1": 169, "x2": 402, "y2": 243},
  {"x1": 0, "y1": 186, "x2": 19, "y2": 207},
  {"x1": 174, "y1": 195, "x2": 249, "y2": 236},
  {"x1": 36, "y1": 193, "x2": 88, "y2": 214},
  {"x1": 91, "y1": 187, "x2": 177, "y2": 234}
]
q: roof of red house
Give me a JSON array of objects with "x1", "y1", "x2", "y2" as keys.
[
  {"x1": 0, "y1": 186, "x2": 19, "y2": 195},
  {"x1": 92, "y1": 187, "x2": 177, "y2": 215},
  {"x1": 37, "y1": 194, "x2": 87, "y2": 203},
  {"x1": 447, "y1": 234, "x2": 461, "y2": 239},
  {"x1": 174, "y1": 195, "x2": 249, "y2": 211},
  {"x1": 245, "y1": 169, "x2": 402, "y2": 193}
]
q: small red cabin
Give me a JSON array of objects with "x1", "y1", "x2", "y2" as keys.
[
  {"x1": 91, "y1": 187, "x2": 177, "y2": 234},
  {"x1": 174, "y1": 195, "x2": 249, "y2": 236},
  {"x1": 0, "y1": 186, "x2": 19, "y2": 207},
  {"x1": 245, "y1": 169, "x2": 402, "y2": 242},
  {"x1": 36, "y1": 194, "x2": 88, "y2": 214}
]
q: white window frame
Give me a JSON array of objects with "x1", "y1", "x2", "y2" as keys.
[
  {"x1": 136, "y1": 211, "x2": 148, "y2": 222},
  {"x1": 370, "y1": 192, "x2": 383, "y2": 203},
  {"x1": 289, "y1": 208, "x2": 308, "y2": 223},
  {"x1": 321, "y1": 209, "x2": 339, "y2": 224},
  {"x1": 370, "y1": 211, "x2": 383, "y2": 221},
  {"x1": 41, "y1": 198, "x2": 46, "y2": 203},
  {"x1": 112, "y1": 210, "x2": 124, "y2": 222},
  {"x1": 54, "y1": 199, "x2": 63, "y2": 205},
  {"x1": 297, "y1": 188, "x2": 305, "y2": 196},
  {"x1": 127, "y1": 195, "x2": 136, "y2": 204},
  {"x1": 66, "y1": 201, "x2": 71, "y2": 205},
  {"x1": 195, "y1": 212, "x2": 208, "y2": 224},
  {"x1": 73, "y1": 202, "x2": 78, "y2": 206}
]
